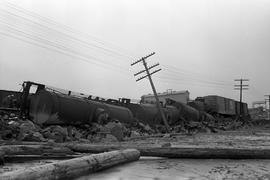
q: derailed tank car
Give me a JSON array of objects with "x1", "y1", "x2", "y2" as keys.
[
  {"x1": 29, "y1": 90, "x2": 134, "y2": 125},
  {"x1": 166, "y1": 98, "x2": 201, "y2": 122},
  {"x1": 126, "y1": 103, "x2": 179, "y2": 126}
]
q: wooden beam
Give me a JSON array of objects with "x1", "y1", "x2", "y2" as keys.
[
  {"x1": 0, "y1": 145, "x2": 73, "y2": 156},
  {"x1": 0, "y1": 149, "x2": 140, "y2": 180},
  {"x1": 64, "y1": 143, "x2": 270, "y2": 159}
]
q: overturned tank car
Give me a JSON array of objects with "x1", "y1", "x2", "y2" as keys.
[{"x1": 29, "y1": 90, "x2": 134, "y2": 126}]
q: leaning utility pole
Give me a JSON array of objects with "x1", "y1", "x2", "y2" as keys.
[
  {"x1": 131, "y1": 52, "x2": 170, "y2": 132},
  {"x1": 265, "y1": 95, "x2": 270, "y2": 120},
  {"x1": 234, "y1": 79, "x2": 249, "y2": 116}
]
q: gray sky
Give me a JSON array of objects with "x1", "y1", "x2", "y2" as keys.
[{"x1": 0, "y1": 0, "x2": 270, "y2": 106}]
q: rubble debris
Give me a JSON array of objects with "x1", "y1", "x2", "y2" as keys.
[
  {"x1": 0, "y1": 149, "x2": 140, "y2": 180},
  {"x1": 42, "y1": 125, "x2": 68, "y2": 143},
  {"x1": 104, "y1": 121, "x2": 124, "y2": 141},
  {"x1": 21, "y1": 132, "x2": 46, "y2": 142}
]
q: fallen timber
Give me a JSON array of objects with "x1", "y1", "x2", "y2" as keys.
[
  {"x1": 0, "y1": 149, "x2": 140, "y2": 180},
  {"x1": 0, "y1": 144, "x2": 74, "y2": 156},
  {"x1": 64, "y1": 143, "x2": 270, "y2": 159},
  {"x1": 4, "y1": 154, "x2": 83, "y2": 163}
]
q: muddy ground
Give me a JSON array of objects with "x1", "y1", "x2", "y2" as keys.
[{"x1": 2, "y1": 125, "x2": 270, "y2": 180}]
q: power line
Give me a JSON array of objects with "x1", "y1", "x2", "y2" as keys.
[
  {"x1": 156, "y1": 73, "x2": 233, "y2": 88},
  {"x1": 155, "y1": 76, "x2": 234, "y2": 89},
  {"x1": 1, "y1": 1, "x2": 242, "y2": 87},
  {"x1": 160, "y1": 71, "x2": 233, "y2": 86},
  {"x1": 0, "y1": 18, "x2": 236, "y2": 89},
  {"x1": 161, "y1": 64, "x2": 232, "y2": 85},
  {"x1": 1, "y1": 1, "x2": 138, "y2": 59},
  {"x1": 0, "y1": 8, "x2": 133, "y2": 62},
  {"x1": 1, "y1": 0, "x2": 255, "y2": 96},
  {"x1": 0, "y1": 22, "x2": 132, "y2": 76}
]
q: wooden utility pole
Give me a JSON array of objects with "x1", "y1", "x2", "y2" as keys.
[
  {"x1": 265, "y1": 95, "x2": 270, "y2": 120},
  {"x1": 234, "y1": 79, "x2": 249, "y2": 116},
  {"x1": 131, "y1": 52, "x2": 170, "y2": 132}
]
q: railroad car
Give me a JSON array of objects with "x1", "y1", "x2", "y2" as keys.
[
  {"x1": 195, "y1": 95, "x2": 249, "y2": 116},
  {"x1": 0, "y1": 90, "x2": 21, "y2": 108},
  {"x1": 29, "y1": 90, "x2": 134, "y2": 125},
  {"x1": 126, "y1": 103, "x2": 179, "y2": 126}
]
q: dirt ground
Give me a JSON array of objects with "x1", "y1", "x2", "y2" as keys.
[
  {"x1": 77, "y1": 157, "x2": 270, "y2": 180},
  {"x1": 2, "y1": 125, "x2": 270, "y2": 180},
  {"x1": 75, "y1": 126, "x2": 270, "y2": 180},
  {"x1": 91, "y1": 125, "x2": 270, "y2": 150}
]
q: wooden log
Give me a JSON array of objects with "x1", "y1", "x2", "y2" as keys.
[
  {"x1": 125, "y1": 133, "x2": 187, "y2": 141},
  {"x1": 0, "y1": 140, "x2": 50, "y2": 145},
  {"x1": 0, "y1": 145, "x2": 73, "y2": 156},
  {"x1": 4, "y1": 154, "x2": 83, "y2": 163},
  {"x1": 65, "y1": 143, "x2": 270, "y2": 159},
  {"x1": 0, "y1": 149, "x2": 140, "y2": 180}
]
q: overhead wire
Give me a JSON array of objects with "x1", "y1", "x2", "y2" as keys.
[
  {"x1": 1, "y1": 1, "x2": 235, "y2": 86},
  {"x1": 0, "y1": 22, "x2": 132, "y2": 76},
  {"x1": 160, "y1": 70, "x2": 233, "y2": 87},
  {"x1": 154, "y1": 75, "x2": 234, "y2": 89},
  {"x1": 0, "y1": 19, "x2": 236, "y2": 89},
  {"x1": 2, "y1": 0, "x2": 138, "y2": 59},
  {"x1": 161, "y1": 64, "x2": 233, "y2": 85},
  {"x1": 1, "y1": 1, "x2": 242, "y2": 90},
  {"x1": 0, "y1": 7, "x2": 133, "y2": 64}
]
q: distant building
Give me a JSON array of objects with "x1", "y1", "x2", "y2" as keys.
[{"x1": 141, "y1": 90, "x2": 190, "y2": 105}]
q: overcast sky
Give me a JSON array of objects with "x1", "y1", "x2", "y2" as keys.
[{"x1": 0, "y1": 0, "x2": 270, "y2": 106}]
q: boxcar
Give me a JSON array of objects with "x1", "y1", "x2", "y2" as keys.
[
  {"x1": 235, "y1": 101, "x2": 249, "y2": 116},
  {"x1": 203, "y1": 95, "x2": 236, "y2": 115}
]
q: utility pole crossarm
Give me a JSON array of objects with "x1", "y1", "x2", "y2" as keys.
[
  {"x1": 234, "y1": 85, "x2": 249, "y2": 87},
  {"x1": 234, "y1": 88, "x2": 249, "y2": 90},
  {"x1": 234, "y1": 79, "x2": 249, "y2": 81},
  {"x1": 131, "y1": 52, "x2": 155, "y2": 66},
  {"x1": 136, "y1": 69, "x2": 161, "y2": 82},
  {"x1": 134, "y1": 63, "x2": 159, "y2": 77}
]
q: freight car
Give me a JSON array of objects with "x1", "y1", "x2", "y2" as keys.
[
  {"x1": 125, "y1": 103, "x2": 179, "y2": 126},
  {"x1": 195, "y1": 95, "x2": 249, "y2": 117},
  {"x1": 29, "y1": 90, "x2": 134, "y2": 126},
  {"x1": 0, "y1": 90, "x2": 21, "y2": 108}
]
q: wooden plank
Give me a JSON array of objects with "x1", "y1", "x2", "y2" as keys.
[
  {"x1": 0, "y1": 149, "x2": 140, "y2": 180},
  {"x1": 4, "y1": 154, "x2": 83, "y2": 163},
  {"x1": 0, "y1": 145, "x2": 74, "y2": 156},
  {"x1": 64, "y1": 143, "x2": 270, "y2": 159}
]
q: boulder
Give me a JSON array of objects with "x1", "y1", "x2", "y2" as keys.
[
  {"x1": 105, "y1": 122, "x2": 124, "y2": 141},
  {"x1": 42, "y1": 126, "x2": 68, "y2": 143},
  {"x1": 130, "y1": 130, "x2": 140, "y2": 138},
  {"x1": 103, "y1": 134, "x2": 118, "y2": 142},
  {"x1": 22, "y1": 132, "x2": 46, "y2": 142},
  {"x1": 18, "y1": 120, "x2": 40, "y2": 141},
  {"x1": 19, "y1": 120, "x2": 39, "y2": 134}
]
